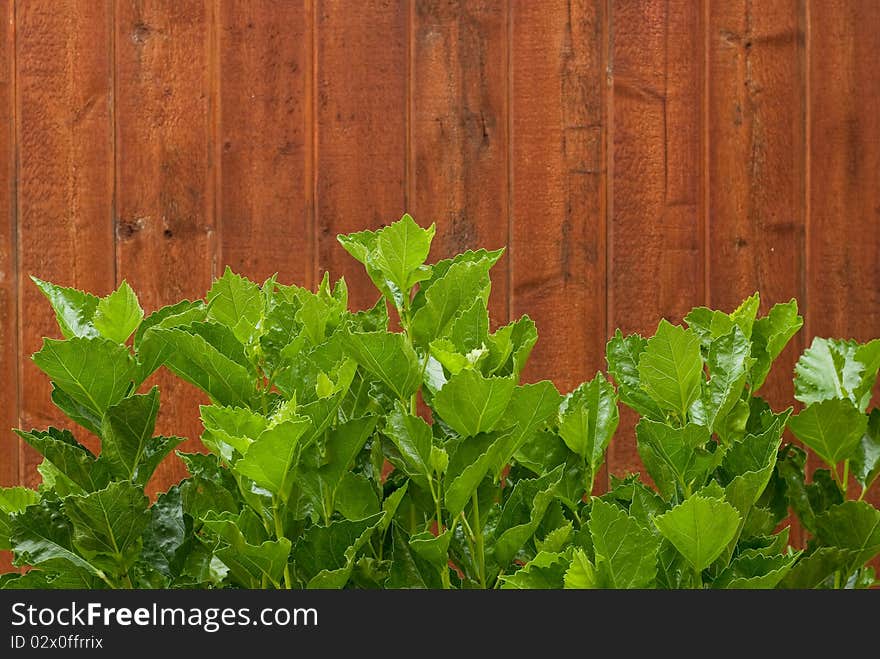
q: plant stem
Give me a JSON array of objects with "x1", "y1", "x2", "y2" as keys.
[
  {"x1": 694, "y1": 566, "x2": 703, "y2": 590},
  {"x1": 433, "y1": 485, "x2": 443, "y2": 537},
  {"x1": 472, "y1": 492, "x2": 486, "y2": 589},
  {"x1": 842, "y1": 459, "x2": 850, "y2": 495},
  {"x1": 95, "y1": 570, "x2": 116, "y2": 590},
  {"x1": 273, "y1": 502, "x2": 292, "y2": 590}
]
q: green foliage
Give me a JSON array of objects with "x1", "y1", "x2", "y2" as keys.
[
  {"x1": 780, "y1": 337, "x2": 880, "y2": 588},
  {"x1": 6, "y1": 216, "x2": 879, "y2": 590}
]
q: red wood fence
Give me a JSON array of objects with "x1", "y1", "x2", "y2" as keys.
[{"x1": 1, "y1": 1, "x2": 878, "y2": 528}]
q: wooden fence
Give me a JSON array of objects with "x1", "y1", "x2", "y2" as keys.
[{"x1": 1, "y1": 0, "x2": 878, "y2": 528}]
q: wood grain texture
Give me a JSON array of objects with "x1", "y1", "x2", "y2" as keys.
[
  {"x1": 0, "y1": 0, "x2": 17, "y2": 493},
  {"x1": 0, "y1": 0, "x2": 15, "y2": 573},
  {"x1": 217, "y1": 1, "x2": 312, "y2": 288},
  {"x1": 0, "y1": 0, "x2": 878, "y2": 521},
  {"x1": 608, "y1": 0, "x2": 705, "y2": 476},
  {"x1": 707, "y1": 0, "x2": 805, "y2": 411},
  {"x1": 410, "y1": 0, "x2": 508, "y2": 328},
  {"x1": 808, "y1": 0, "x2": 880, "y2": 509},
  {"x1": 16, "y1": 1, "x2": 115, "y2": 486},
  {"x1": 315, "y1": 0, "x2": 407, "y2": 310},
  {"x1": 510, "y1": 0, "x2": 606, "y2": 395},
  {"x1": 114, "y1": 0, "x2": 214, "y2": 494}
]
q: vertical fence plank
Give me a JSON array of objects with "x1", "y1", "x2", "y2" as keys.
[
  {"x1": 16, "y1": 1, "x2": 115, "y2": 487},
  {"x1": 607, "y1": 0, "x2": 705, "y2": 477},
  {"x1": 115, "y1": 1, "x2": 214, "y2": 493},
  {"x1": 410, "y1": 0, "x2": 509, "y2": 328},
  {"x1": 808, "y1": 0, "x2": 880, "y2": 509},
  {"x1": 707, "y1": 0, "x2": 805, "y2": 412},
  {"x1": 0, "y1": 0, "x2": 16, "y2": 572},
  {"x1": 218, "y1": 1, "x2": 312, "y2": 288},
  {"x1": 0, "y1": 0, "x2": 17, "y2": 493},
  {"x1": 510, "y1": 1, "x2": 607, "y2": 393},
  {"x1": 315, "y1": 0, "x2": 407, "y2": 310}
]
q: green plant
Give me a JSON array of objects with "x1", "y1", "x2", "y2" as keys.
[
  {"x1": 516, "y1": 295, "x2": 809, "y2": 589},
  {"x1": 3, "y1": 214, "x2": 879, "y2": 590},
  {"x1": 776, "y1": 337, "x2": 880, "y2": 588},
  {"x1": 121, "y1": 214, "x2": 618, "y2": 589},
  {"x1": 0, "y1": 279, "x2": 185, "y2": 588}
]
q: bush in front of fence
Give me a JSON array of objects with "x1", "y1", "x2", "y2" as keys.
[{"x1": 2, "y1": 214, "x2": 877, "y2": 589}]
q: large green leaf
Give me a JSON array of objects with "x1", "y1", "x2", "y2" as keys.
[
  {"x1": 141, "y1": 486, "x2": 190, "y2": 579},
  {"x1": 49, "y1": 385, "x2": 103, "y2": 436},
  {"x1": 778, "y1": 546, "x2": 860, "y2": 589},
  {"x1": 234, "y1": 418, "x2": 313, "y2": 499},
  {"x1": 292, "y1": 513, "x2": 384, "y2": 589},
  {"x1": 140, "y1": 327, "x2": 258, "y2": 407},
  {"x1": 200, "y1": 403, "x2": 269, "y2": 460},
  {"x1": 654, "y1": 494, "x2": 741, "y2": 572},
  {"x1": 93, "y1": 280, "x2": 143, "y2": 344},
  {"x1": 695, "y1": 326, "x2": 753, "y2": 434},
  {"x1": 712, "y1": 549, "x2": 800, "y2": 589},
  {"x1": 637, "y1": 320, "x2": 703, "y2": 420},
  {"x1": 557, "y1": 373, "x2": 619, "y2": 471},
  {"x1": 133, "y1": 299, "x2": 206, "y2": 348},
  {"x1": 719, "y1": 417, "x2": 787, "y2": 525},
  {"x1": 177, "y1": 452, "x2": 241, "y2": 521},
  {"x1": 490, "y1": 380, "x2": 562, "y2": 478},
  {"x1": 788, "y1": 398, "x2": 867, "y2": 469},
  {"x1": 433, "y1": 370, "x2": 516, "y2": 438},
  {"x1": 337, "y1": 229, "x2": 394, "y2": 303},
  {"x1": 778, "y1": 445, "x2": 843, "y2": 535},
  {"x1": 499, "y1": 551, "x2": 568, "y2": 589},
  {"x1": 0, "y1": 487, "x2": 39, "y2": 515},
  {"x1": 299, "y1": 416, "x2": 378, "y2": 518},
  {"x1": 635, "y1": 420, "x2": 719, "y2": 499},
  {"x1": 202, "y1": 513, "x2": 291, "y2": 588},
  {"x1": 486, "y1": 316, "x2": 538, "y2": 378},
  {"x1": 852, "y1": 409, "x2": 880, "y2": 489},
  {"x1": 588, "y1": 498, "x2": 659, "y2": 588},
  {"x1": 334, "y1": 473, "x2": 380, "y2": 520},
  {"x1": 9, "y1": 498, "x2": 101, "y2": 578},
  {"x1": 0, "y1": 487, "x2": 39, "y2": 550},
  {"x1": 410, "y1": 258, "x2": 495, "y2": 347},
  {"x1": 33, "y1": 337, "x2": 135, "y2": 419},
  {"x1": 31, "y1": 276, "x2": 100, "y2": 339},
  {"x1": 206, "y1": 266, "x2": 263, "y2": 345},
  {"x1": 493, "y1": 467, "x2": 563, "y2": 566},
  {"x1": 814, "y1": 501, "x2": 880, "y2": 572},
  {"x1": 448, "y1": 298, "x2": 489, "y2": 353},
  {"x1": 259, "y1": 300, "x2": 303, "y2": 371},
  {"x1": 408, "y1": 529, "x2": 453, "y2": 570},
  {"x1": 749, "y1": 300, "x2": 802, "y2": 392},
  {"x1": 685, "y1": 293, "x2": 760, "y2": 348},
  {"x1": 411, "y1": 248, "x2": 503, "y2": 312},
  {"x1": 13, "y1": 427, "x2": 109, "y2": 493},
  {"x1": 383, "y1": 406, "x2": 434, "y2": 489},
  {"x1": 63, "y1": 481, "x2": 151, "y2": 575},
  {"x1": 137, "y1": 436, "x2": 185, "y2": 490},
  {"x1": 606, "y1": 330, "x2": 664, "y2": 420},
  {"x1": 719, "y1": 416, "x2": 787, "y2": 481},
  {"x1": 100, "y1": 387, "x2": 160, "y2": 481},
  {"x1": 794, "y1": 337, "x2": 880, "y2": 412},
  {"x1": 445, "y1": 431, "x2": 511, "y2": 517},
  {"x1": 386, "y1": 525, "x2": 443, "y2": 589},
  {"x1": 373, "y1": 214, "x2": 435, "y2": 308},
  {"x1": 564, "y1": 548, "x2": 598, "y2": 588},
  {"x1": 342, "y1": 331, "x2": 421, "y2": 401}
]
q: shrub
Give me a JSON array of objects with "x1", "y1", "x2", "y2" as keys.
[{"x1": 1, "y1": 214, "x2": 877, "y2": 589}]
